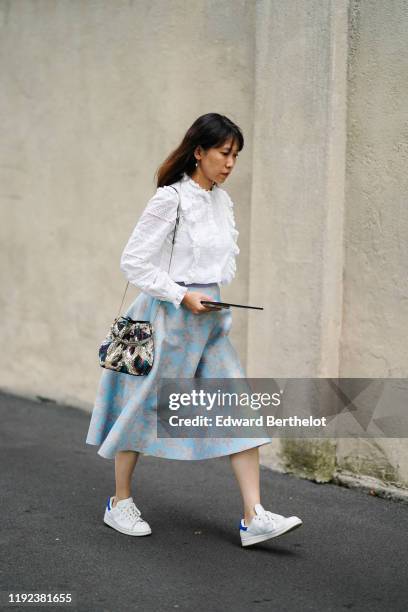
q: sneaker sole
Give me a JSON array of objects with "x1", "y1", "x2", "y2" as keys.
[
  {"x1": 241, "y1": 518, "x2": 303, "y2": 547},
  {"x1": 103, "y1": 512, "x2": 152, "y2": 537}
]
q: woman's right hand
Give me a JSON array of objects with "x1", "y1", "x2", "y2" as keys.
[{"x1": 181, "y1": 291, "x2": 223, "y2": 314}]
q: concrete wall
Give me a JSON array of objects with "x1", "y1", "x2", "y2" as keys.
[
  {"x1": 336, "y1": 0, "x2": 408, "y2": 491},
  {"x1": 247, "y1": 0, "x2": 348, "y2": 483},
  {"x1": 0, "y1": 0, "x2": 255, "y2": 406},
  {"x1": 254, "y1": 0, "x2": 408, "y2": 495},
  {"x1": 1, "y1": 0, "x2": 407, "y2": 497}
]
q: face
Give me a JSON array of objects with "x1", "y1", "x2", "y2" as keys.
[{"x1": 194, "y1": 137, "x2": 240, "y2": 184}]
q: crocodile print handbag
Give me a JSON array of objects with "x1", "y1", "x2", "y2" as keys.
[{"x1": 98, "y1": 185, "x2": 181, "y2": 376}]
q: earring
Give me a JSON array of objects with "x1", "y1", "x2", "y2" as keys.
[{"x1": 195, "y1": 161, "x2": 198, "y2": 168}]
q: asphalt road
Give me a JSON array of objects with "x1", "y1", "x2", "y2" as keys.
[{"x1": 1, "y1": 391, "x2": 407, "y2": 612}]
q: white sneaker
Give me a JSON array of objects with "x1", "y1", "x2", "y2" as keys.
[
  {"x1": 103, "y1": 496, "x2": 152, "y2": 536},
  {"x1": 240, "y1": 503, "x2": 302, "y2": 547}
]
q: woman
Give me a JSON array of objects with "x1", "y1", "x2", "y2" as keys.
[{"x1": 86, "y1": 113, "x2": 303, "y2": 547}]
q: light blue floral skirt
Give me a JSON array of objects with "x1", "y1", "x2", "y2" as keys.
[{"x1": 85, "y1": 282, "x2": 272, "y2": 460}]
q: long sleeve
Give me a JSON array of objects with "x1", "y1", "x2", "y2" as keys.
[{"x1": 120, "y1": 186, "x2": 188, "y2": 308}]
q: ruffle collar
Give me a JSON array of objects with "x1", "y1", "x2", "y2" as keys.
[{"x1": 181, "y1": 172, "x2": 218, "y2": 195}]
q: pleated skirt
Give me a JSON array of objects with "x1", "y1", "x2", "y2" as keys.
[{"x1": 85, "y1": 282, "x2": 272, "y2": 460}]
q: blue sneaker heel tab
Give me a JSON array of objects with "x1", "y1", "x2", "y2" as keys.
[
  {"x1": 240, "y1": 519, "x2": 248, "y2": 531},
  {"x1": 107, "y1": 496, "x2": 112, "y2": 511}
]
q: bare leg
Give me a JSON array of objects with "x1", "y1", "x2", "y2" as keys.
[
  {"x1": 111, "y1": 450, "x2": 140, "y2": 507},
  {"x1": 229, "y1": 446, "x2": 261, "y2": 525}
]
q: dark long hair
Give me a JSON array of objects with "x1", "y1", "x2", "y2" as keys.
[{"x1": 155, "y1": 113, "x2": 244, "y2": 188}]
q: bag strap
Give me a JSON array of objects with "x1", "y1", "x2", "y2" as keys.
[{"x1": 116, "y1": 184, "x2": 181, "y2": 320}]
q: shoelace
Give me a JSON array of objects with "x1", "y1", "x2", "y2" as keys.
[
  {"x1": 118, "y1": 502, "x2": 143, "y2": 525},
  {"x1": 254, "y1": 510, "x2": 283, "y2": 525},
  {"x1": 265, "y1": 510, "x2": 284, "y2": 521}
]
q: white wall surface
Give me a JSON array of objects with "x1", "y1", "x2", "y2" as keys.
[{"x1": 1, "y1": 0, "x2": 407, "y2": 493}]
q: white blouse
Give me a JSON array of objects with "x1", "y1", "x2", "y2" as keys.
[
  {"x1": 120, "y1": 173, "x2": 239, "y2": 308},
  {"x1": 120, "y1": 172, "x2": 240, "y2": 308}
]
